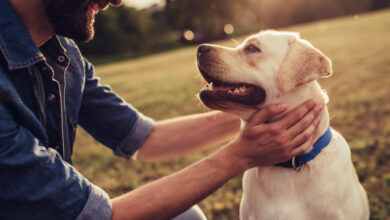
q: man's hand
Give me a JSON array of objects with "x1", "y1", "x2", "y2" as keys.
[{"x1": 226, "y1": 99, "x2": 323, "y2": 169}]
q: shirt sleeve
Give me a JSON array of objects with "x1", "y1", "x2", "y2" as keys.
[
  {"x1": 76, "y1": 184, "x2": 112, "y2": 220},
  {"x1": 78, "y1": 58, "x2": 154, "y2": 158},
  {"x1": 0, "y1": 101, "x2": 112, "y2": 220}
]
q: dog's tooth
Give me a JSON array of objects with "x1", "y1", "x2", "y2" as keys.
[
  {"x1": 209, "y1": 82, "x2": 213, "y2": 90},
  {"x1": 239, "y1": 86, "x2": 246, "y2": 92},
  {"x1": 234, "y1": 88, "x2": 240, "y2": 93}
]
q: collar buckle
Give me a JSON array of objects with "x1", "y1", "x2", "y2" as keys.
[{"x1": 292, "y1": 156, "x2": 304, "y2": 172}]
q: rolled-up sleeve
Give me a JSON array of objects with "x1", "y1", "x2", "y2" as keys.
[
  {"x1": 114, "y1": 113, "x2": 154, "y2": 158},
  {"x1": 76, "y1": 184, "x2": 112, "y2": 220},
  {"x1": 0, "y1": 102, "x2": 112, "y2": 220},
  {"x1": 78, "y1": 59, "x2": 154, "y2": 158}
]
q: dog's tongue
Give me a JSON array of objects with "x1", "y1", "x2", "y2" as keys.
[{"x1": 200, "y1": 83, "x2": 266, "y2": 105}]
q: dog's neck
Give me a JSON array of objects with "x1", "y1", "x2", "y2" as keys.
[
  {"x1": 242, "y1": 81, "x2": 330, "y2": 153},
  {"x1": 274, "y1": 81, "x2": 330, "y2": 152}
]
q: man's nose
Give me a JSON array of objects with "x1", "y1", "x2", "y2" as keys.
[{"x1": 108, "y1": 0, "x2": 122, "y2": 6}]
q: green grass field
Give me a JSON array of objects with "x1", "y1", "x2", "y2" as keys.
[{"x1": 74, "y1": 9, "x2": 390, "y2": 220}]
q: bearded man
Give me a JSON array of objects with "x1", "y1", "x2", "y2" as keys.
[{"x1": 0, "y1": 0, "x2": 323, "y2": 219}]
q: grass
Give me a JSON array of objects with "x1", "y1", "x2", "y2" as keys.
[{"x1": 73, "y1": 9, "x2": 390, "y2": 220}]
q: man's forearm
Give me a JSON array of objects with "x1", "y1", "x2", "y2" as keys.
[
  {"x1": 137, "y1": 111, "x2": 240, "y2": 162},
  {"x1": 111, "y1": 145, "x2": 245, "y2": 220}
]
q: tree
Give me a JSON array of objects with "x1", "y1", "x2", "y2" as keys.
[
  {"x1": 165, "y1": 0, "x2": 246, "y2": 42},
  {"x1": 78, "y1": 6, "x2": 177, "y2": 57}
]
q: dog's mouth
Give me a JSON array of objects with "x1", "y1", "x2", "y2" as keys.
[{"x1": 198, "y1": 69, "x2": 266, "y2": 106}]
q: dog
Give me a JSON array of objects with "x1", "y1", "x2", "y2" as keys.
[{"x1": 196, "y1": 30, "x2": 369, "y2": 219}]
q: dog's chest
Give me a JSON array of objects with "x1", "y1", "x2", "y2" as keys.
[
  {"x1": 240, "y1": 166, "x2": 334, "y2": 220},
  {"x1": 239, "y1": 131, "x2": 366, "y2": 220}
]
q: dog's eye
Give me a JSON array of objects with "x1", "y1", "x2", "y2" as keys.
[{"x1": 245, "y1": 45, "x2": 261, "y2": 53}]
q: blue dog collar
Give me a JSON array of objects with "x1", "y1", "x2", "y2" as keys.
[{"x1": 276, "y1": 127, "x2": 332, "y2": 171}]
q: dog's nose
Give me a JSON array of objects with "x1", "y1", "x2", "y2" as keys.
[{"x1": 197, "y1": 45, "x2": 211, "y2": 56}]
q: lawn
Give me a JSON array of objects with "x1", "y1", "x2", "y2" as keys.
[{"x1": 73, "y1": 9, "x2": 390, "y2": 220}]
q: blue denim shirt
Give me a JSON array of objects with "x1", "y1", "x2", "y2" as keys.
[{"x1": 0, "y1": 1, "x2": 154, "y2": 219}]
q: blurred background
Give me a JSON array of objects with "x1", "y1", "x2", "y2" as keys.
[
  {"x1": 73, "y1": 0, "x2": 390, "y2": 219},
  {"x1": 78, "y1": 0, "x2": 390, "y2": 63}
]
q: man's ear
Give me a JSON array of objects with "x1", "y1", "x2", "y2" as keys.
[{"x1": 276, "y1": 38, "x2": 332, "y2": 92}]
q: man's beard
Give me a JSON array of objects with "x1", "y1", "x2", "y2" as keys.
[{"x1": 43, "y1": 0, "x2": 95, "y2": 42}]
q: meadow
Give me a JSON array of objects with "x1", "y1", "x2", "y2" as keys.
[{"x1": 74, "y1": 9, "x2": 390, "y2": 219}]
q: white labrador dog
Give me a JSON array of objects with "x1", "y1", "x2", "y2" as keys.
[{"x1": 196, "y1": 30, "x2": 369, "y2": 220}]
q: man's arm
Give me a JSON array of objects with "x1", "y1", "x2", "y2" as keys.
[
  {"x1": 136, "y1": 111, "x2": 240, "y2": 162},
  {"x1": 112, "y1": 100, "x2": 323, "y2": 220},
  {"x1": 0, "y1": 101, "x2": 111, "y2": 220},
  {"x1": 112, "y1": 144, "x2": 244, "y2": 220}
]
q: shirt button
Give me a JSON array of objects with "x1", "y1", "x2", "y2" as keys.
[
  {"x1": 48, "y1": 94, "x2": 56, "y2": 101},
  {"x1": 55, "y1": 145, "x2": 61, "y2": 151},
  {"x1": 58, "y1": 56, "x2": 65, "y2": 63}
]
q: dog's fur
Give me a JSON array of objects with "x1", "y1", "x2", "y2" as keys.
[{"x1": 197, "y1": 30, "x2": 369, "y2": 219}]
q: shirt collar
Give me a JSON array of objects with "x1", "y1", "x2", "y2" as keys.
[
  {"x1": 40, "y1": 36, "x2": 68, "y2": 59},
  {"x1": 0, "y1": 0, "x2": 45, "y2": 70}
]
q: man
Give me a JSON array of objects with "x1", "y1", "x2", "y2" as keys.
[{"x1": 0, "y1": 0, "x2": 323, "y2": 219}]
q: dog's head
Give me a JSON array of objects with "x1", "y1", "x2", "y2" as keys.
[{"x1": 197, "y1": 30, "x2": 332, "y2": 119}]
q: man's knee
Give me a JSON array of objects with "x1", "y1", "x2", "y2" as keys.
[{"x1": 172, "y1": 205, "x2": 207, "y2": 220}]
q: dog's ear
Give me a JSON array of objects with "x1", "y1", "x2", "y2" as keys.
[{"x1": 276, "y1": 37, "x2": 332, "y2": 92}]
